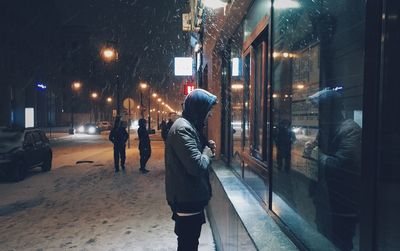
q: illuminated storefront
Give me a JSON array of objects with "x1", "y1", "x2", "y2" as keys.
[{"x1": 195, "y1": 0, "x2": 400, "y2": 250}]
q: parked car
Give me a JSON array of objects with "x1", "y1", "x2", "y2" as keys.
[
  {"x1": 0, "y1": 127, "x2": 52, "y2": 182},
  {"x1": 76, "y1": 123, "x2": 101, "y2": 134},
  {"x1": 96, "y1": 121, "x2": 112, "y2": 131}
]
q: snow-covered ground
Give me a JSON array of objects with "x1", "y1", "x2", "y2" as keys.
[{"x1": 0, "y1": 137, "x2": 215, "y2": 251}]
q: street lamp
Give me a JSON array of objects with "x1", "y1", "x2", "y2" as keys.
[
  {"x1": 157, "y1": 98, "x2": 162, "y2": 130},
  {"x1": 69, "y1": 81, "x2": 82, "y2": 134},
  {"x1": 139, "y1": 82, "x2": 148, "y2": 120},
  {"x1": 106, "y1": 97, "x2": 113, "y2": 121},
  {"x1": 101, "y1": 46, "x2": 120, "y2": 116},
  {"x1": 90, "y1": 92, "x2": 98, "y2": 123}
]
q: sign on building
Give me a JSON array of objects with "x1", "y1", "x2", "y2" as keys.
[{"x1": 182, "y1": 13, "x2": 191, "y2": 32}]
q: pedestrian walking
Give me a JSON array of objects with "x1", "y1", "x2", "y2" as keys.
[
  {"x1": 274, "y1": 119, "x2": 296, "y2": 171},
  {"x1": 165, "y1": 89, "x2": 218, "y2": 251},
  {"x1": 109, "y1": 117, "x2": 129, "y2": 172},
  {"x1": 138, "y1": 118, "x2": 151, "y2": 173},
  {"x1": 166, "y1": 118, "x2": 174, "y2": 132},
  {"x1": 160, "y1": 119, "x2": 168, "y2": 141}
]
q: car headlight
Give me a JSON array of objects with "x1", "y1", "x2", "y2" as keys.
[
  {"x1": 78, "y1": 126, "x2": 85, "y2": 133},
  {"x1": 88, "y1": 126, "x2": 96, "y2": 134}
]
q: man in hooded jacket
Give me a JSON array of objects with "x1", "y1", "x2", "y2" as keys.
[
  {"x1": 138, "y1": 118, "x2": 151, "y2": 173},
  {"x1": 165, "y1": 89, "x2": 217, "y2": 251},
  {"x1": 304, "y1": 88, "x2": 361, "y2": 251},
  {"x1": 109, "y1": 117, "x2": 129, "y2": 172}
]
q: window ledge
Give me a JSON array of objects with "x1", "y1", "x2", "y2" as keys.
[{"x1": 210, "y1": 161, "x2": 299, "y2": 251}]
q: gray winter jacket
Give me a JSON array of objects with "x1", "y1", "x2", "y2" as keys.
[{"x1": 165, "y1": 117, "x2": 212, "y2": 213}]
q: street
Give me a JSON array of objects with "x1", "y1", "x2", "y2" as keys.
[{"x1": 0, "y1": 131, "x2": 215, "y2": 251}]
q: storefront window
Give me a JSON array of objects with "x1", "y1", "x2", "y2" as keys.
[
  {"x1": 243, "y1": 54, "x2": 251, "y2": 154},
  {"x1": 376, "y1": 0, "x2": 400, "y2": 249},
  {"x1": 231, "y1": 26, "x2": 245, "y2": 175},
  {"x1": 253, "y1": 42, "x2": 264, "y2": 159},
  {"x1": 271, "y1": 1, "x2": 365, "y2": 250}
]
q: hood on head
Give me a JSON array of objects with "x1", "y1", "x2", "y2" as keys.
[
  {"x1": 308, "y1": 87, "x2": 344, "y2": 124},
  {"x1": 182, "y1": 89, "x2": 218, "y2": 131},
  {"x1": 138, "y1": 118, "x2": 146, "y2": 127}
]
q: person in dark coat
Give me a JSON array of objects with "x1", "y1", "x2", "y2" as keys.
[
  {"x1": 109, "y1": 117, "x2": 129, "y2": 172},
  {"x1": 138, "y1": 118, "x2": 151, "y2": 173},
  {"x1": 160, "y1": 119, "x2": 168, "y2": 141},
  {"x1": 274, "y1": 119, "x2": 296, "y2": 171},
  {"x1": 304, "y1": 88, "x2": 361, "y2": 251},
  {"x1": 166, "y1": 118, "x2": 174, "y2": 131},
  {"x1": 165, "y1": 89, "x2": 217, "y2": 251}
]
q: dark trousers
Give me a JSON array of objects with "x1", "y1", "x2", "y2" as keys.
[
  {"x1": 113, "y1": 145, "x2": 126, "y2": 170},
  {"x1": 277, "y1": 149, "x2": 291, "y2": 171},
  {"x1": 173, "y1": 211, "x2": 206, "y2": 251},
  {"x1": 139, "y1": 149, "x2": 151, "y2": 170}
]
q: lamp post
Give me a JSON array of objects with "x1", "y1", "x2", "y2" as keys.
[
  {"x1": 152, "y1": 93, "x2": 158, "y2": 129},
  {"x1": 101, "y1": 47, "x2": 120, "y2": 116},
  {"x1": 90, "y1": 92, "x2": 98, "y2": 123},
  {"x1": 69, "y1": 81, "x2": 82, "y2": 134},
  {"x1": 106, "y1": 97, "x2": 112, "y2": 121},
  {"x1": 139, "y1": 82, "x2": 148, "y2": 122},
  {"x1": 157, "y1": 98, "x2": 161, "y2": 130}
]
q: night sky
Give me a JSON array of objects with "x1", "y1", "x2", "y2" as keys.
[{"x1": 1, "y1": 0, "x2": 190, "y2": 112}]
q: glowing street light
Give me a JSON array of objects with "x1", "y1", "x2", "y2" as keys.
[
  {"x1": 72, "y1": 81, "x2": 82, "y2": 91},
  {"x1": 107, "y1": 97, "x2": 113, "y2": 103},
  {"x1": 101, "y1": 47, "x2": 118, "y2": 62},
  {"x1": 140, "y1": 82, "x2": 148, "y2": 90},
  {"x1": 91, "y1": 92, "x2": 98, "y2": 99}
]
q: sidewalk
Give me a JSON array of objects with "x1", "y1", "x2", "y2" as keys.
[{"x1": 0, "y1": 133, "x2": 215, "y2": 251}]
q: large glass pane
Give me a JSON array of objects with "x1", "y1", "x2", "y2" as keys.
[
  {"x1": 253, "y1": 42, "x2": 264, "y2": 159},
  {"x1": 243, "y1": 54, "x2": 251, "y2": 153},
  {"x1": 231, "y1": 26, "x2": 245, "y2": 175},
  {"x1": 221, "y1": 51, "x2": 230, "y2": 161},
  {"x1": 271, "y1": 1, "x2": 365, "y2": 250},
  {"x1": 376, "y1": 0, "x2": 400, "y2": 250}
]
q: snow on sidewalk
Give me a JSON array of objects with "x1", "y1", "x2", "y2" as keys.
[{"x1": 0, "y1": 141, "x2": 215, "y2": 251}]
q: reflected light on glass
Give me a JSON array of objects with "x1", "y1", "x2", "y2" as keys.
[
  {"x1": 25, "y1": 108, "x2": 34, "y2": 128},
  {"x1": 273, "y1": 0, "x2": 300, "y2": 9},
  {"x1": 231, "y1": 84, "x2": 244, "y2": 90},
  {"x1": 231, "y1": 58, "x2": 240, "y2": 76},
  {"x1": 202, "y1": 0, "x2": 227, "y2": 9}
]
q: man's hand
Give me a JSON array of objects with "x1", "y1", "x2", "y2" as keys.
[
  {"x1": 203, "y1": 146, "x2": 215, "y2": 159},
  {"x1": 208, "y1": 140, "x2": 216, "y2": 154}
]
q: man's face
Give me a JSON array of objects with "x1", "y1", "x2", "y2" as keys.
[{"x1": 204, "y1": 109, "x2": 213, "y2": 124}]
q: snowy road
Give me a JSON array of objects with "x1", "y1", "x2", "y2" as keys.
[{"x1": 0, "y1": 133, "x2": 215, "y2": 251}]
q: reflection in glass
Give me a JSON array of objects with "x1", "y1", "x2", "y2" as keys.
[{"x1": 271, "y1": 1, "x2": 365, "y2": 250}]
